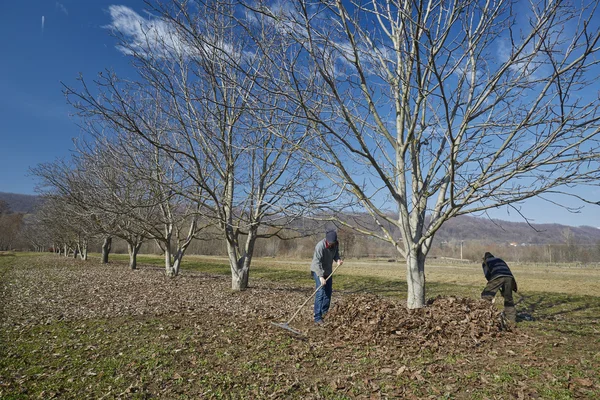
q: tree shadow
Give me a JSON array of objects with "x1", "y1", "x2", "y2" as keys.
[
  {"x1": 514, "y1": 292, "x2": 600, "y2": 330},
  {"x1": 337, "y1": 277, "x2": 408, "y2": 298}
]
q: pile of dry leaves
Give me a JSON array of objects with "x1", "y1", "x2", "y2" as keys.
[{"x1": 325, "y1": 294, "x2": 507, "y2": 348}]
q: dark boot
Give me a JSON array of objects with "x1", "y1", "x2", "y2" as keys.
[{"x1": 504, "y1": 306, "x2": 517, "y2": 323}]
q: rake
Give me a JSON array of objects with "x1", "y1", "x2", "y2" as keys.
[{"x1": 271, "y1": 261, "x2": 344, "y2": 336}]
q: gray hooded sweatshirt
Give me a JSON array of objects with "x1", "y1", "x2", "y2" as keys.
[{"x1": 310, "y1": 239, "x2": 340, "y2": 277}]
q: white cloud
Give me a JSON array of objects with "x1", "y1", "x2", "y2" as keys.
[
  {"x1": 41, "y1": 15, "x2": 45, "y2": 32},
  {"x1": 56, "y1": 2, "x2": 68, "y2": 16},
  {"x1": 105, "y1": 5, "x2": 248, "y2": 64},
  {"x1": 105, "y1": 5, "x2": 191, "y2": 59}
]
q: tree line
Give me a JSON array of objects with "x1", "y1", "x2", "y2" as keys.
[{"x1": 23, "y1": 0, "x2": 600, "y2": 308}]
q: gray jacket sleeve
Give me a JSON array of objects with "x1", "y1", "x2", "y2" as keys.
[{"x1": 310, "y1": 241, "x2": 325, "y2": 277}]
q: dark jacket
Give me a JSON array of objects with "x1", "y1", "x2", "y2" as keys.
[{"x1": 482, "y1": 256, "x2": 514, "y2": 282}]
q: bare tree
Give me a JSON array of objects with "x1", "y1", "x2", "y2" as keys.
[
  {"x1": 66, "y1": 75, "x2": 213, "y2": 276},
  {"x1": 0, "y1": 201, "x2": 24, "y2": 252},
  {"x1": 32, "y1": 142, "x2": 156, "y2": 269},
  {"x1": 251, "y1": 0, "x2": 600, "y2": 307},
  {"x1": 66, "y1": 0, "x2": 335, "y2": 290},
  {"x1": 32, "y1": 194, "x2": 90, "y2": 259},
  {"x1": 97, "y1": 130, "x2": 210, "y2": 277}
]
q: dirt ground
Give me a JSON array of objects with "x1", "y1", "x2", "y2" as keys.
[{"x1": 1, "y1": 255, "x2": 599, "y2": 399}]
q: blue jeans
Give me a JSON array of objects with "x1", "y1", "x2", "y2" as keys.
[{"x1": 312, "y1": 272, "x2": 333, "y2": 322}]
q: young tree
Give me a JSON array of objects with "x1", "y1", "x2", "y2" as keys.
[
  {"x1": 32, "y1": 144, "x2": 155, "y2": 269},
  {"x1": 97, "y1": 131, "x2": 210, "y2": 277},
  {"x1": 253, "y1": 0, "x2": 600, "y2": 307},
  {"x1": 66, "y1": 0, "x2": 335, "y2": 289}
]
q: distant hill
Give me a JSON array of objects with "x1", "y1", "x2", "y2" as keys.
[
  {"x1": 0, "y1": 192, "x2": 41, "y2": 214},
  {"x1": 433, "y1": 215, "x2": 600, "y2": 245},
  {"x1": 1, "y1": 191, "x2": 599, "y2": 244}
]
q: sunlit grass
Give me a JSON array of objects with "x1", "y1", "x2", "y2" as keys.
[{"x1": 1, "y1": 253, "x2": 599, "y2": 399}]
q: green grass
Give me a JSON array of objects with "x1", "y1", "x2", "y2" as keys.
[
  {"x1": 109, "y1": 252, "x2": 477, "y2": 296},
  {"x1": 2, "y1": 253, "x2": 599, "y2": 399}
]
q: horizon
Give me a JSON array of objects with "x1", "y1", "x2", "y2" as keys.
[{"x1": 1, "y1": 190, "x2": 599, "y2": 231}]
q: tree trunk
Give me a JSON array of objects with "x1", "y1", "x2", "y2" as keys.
[
  {"x1": 127, "y1": 242, "x2": 140, "y2": 270},
  {"x1": 226, "y1": 237, "x2": 249, "y2": 290},
  {"x1": 170, "y1": 250, "x2": 184, "y2": 277},
  {"x1": 101, "y1": 237, "x2": 112, "y2": 264},
  {"x1": 163, "y1": 243, "x2": 174, "y2": 277},
  {"x1": 169, "y1": 246, "x2": 189, "y2": 278},
  {"x1": 166, "y1": 217, "x2": 197, "y2": 278},
  {"x1": 170, "y1": 257, "x2": 181, "y2": 277},
  {"x1": 231, "y1": 256, "x2": 250, "y2": 291},
  {"x1": 79, "y1": 241, "x2": 88, "y2": 260},
  {"x1": 228, "y1": 228, "x2": 257, "y2": 291},
  {"x1": 406, "y1": 248, "x2": 426, "y2": 309}
]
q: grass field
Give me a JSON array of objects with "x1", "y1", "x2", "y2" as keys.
[{"x1": 1, "y1": 252, "x2": 599, "y2": 399}]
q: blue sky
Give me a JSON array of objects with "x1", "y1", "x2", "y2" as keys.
[
  {"x1": 0, "y1": 1, "x2": 599, "y2": 228},
  {"x1": 0, "y1": 0, "x2": 137, "y2": 193}
]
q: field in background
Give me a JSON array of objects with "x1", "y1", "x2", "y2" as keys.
[{"x1": 114, "y1": 253, "x2": 600, "y2": 298}]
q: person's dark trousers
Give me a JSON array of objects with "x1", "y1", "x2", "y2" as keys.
[
  {"x1": 312, "y1": 271, "x2": 333, "y2": 322},
  {"x1": 481, "y1": 276, "x2": 516, "y2": 322}
]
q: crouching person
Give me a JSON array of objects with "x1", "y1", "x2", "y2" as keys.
[{"x1": 481, "y1": 252, "x2": 518, "y2": 324}]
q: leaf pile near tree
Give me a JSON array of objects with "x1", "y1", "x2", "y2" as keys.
[{"x1": 324, "y1": 294, "x2": 508, "y2": 349}]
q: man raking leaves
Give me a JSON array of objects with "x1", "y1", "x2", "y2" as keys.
[
  {"x1": 310, "y1": 230, "x2": 343, "y2": 325},
  {"x1": 272, "y1": 230, "x2": 344, "y2": 335}
]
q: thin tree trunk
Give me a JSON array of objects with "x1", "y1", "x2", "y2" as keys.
[
  {"x1": 167, "y1": 217, "x2": 197, "y2": 278},
  {"x1": 165, "y1": 244, "x2": 176, "y2": 277},
  {"x1": 127, "y1": 242, "x2": 140, "y2": 270},
  {"x1": 79, "y1": 240, "x2": 88, "y2": 260},
  {"x1": 101, "y1": 237, "x2": 112, "y2": 264}
]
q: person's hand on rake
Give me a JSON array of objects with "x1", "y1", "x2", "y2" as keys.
[{"x1": 319, "y1": 276, "x2": 326, "y2": 286}]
